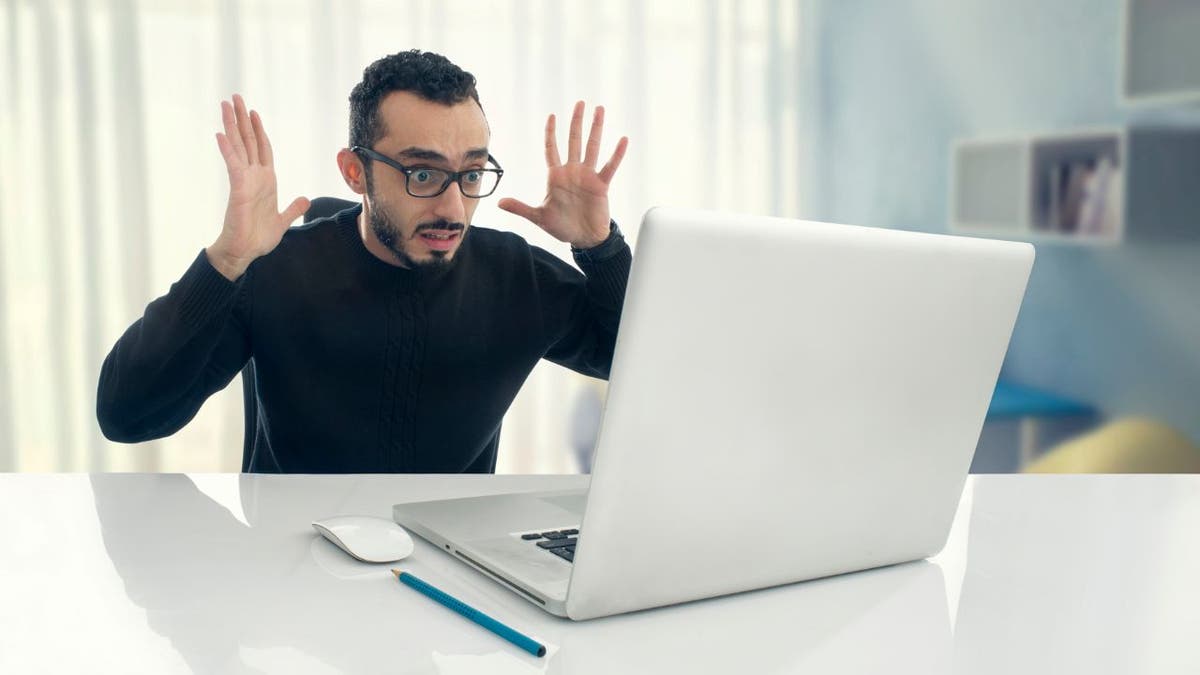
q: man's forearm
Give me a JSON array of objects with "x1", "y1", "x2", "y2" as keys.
[{"x1": 97, "y1": 250, "x2": 250, "y2": 442}]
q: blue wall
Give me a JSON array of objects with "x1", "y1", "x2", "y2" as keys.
[{"x1": 803, "y1": 0, "x2": 1200, "y2": 441}]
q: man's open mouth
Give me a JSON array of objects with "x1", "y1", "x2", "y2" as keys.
[{"x1": 419, "y1": 230, "x2": 461, "y2": 250}]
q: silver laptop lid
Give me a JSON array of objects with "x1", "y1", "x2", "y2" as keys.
[{"x1": 565, "y1": 207, "x2": 1034, "y2": 619}]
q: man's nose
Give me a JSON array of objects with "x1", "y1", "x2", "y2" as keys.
[{"x1": 432, "y1": 180, "x2": 467, "y2": 223}]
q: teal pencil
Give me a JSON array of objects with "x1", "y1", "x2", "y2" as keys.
[{"x1": 392, "y1": 569, "x2": 546, "y2": 658}]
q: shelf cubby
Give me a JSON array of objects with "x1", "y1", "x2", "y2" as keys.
[
  {"x1": 1121, "y1": 0, "x2": 1200, "y2": 106},
  {"x1": 951, "y1": 127, "x2": 1200, "y2": 244}
]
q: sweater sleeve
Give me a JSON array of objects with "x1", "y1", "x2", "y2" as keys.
[
  {"x1": 537, "y1": 226, "x2": 632, "y2": 379},
  {"x1": 96, "y1": 250, "x2": 254, "y2": 442}
]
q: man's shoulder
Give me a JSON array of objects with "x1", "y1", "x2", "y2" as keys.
[
  {"x1": 462, "y1": 225, "x2": 547, "y2": 263},
  {"x1": 282, "y1": 213, "x2": 348, "y2": 244},
  {"x1": 465, "y1": 224, "x2": 528, "y2": 250},
  {"x1": 246, "y1": 215, "x2": 352, "y2": 282},
  {"x1": 468, "y1": 225, "x2": 574, "y2": 259},
  {"x1": 464, "y1": 226, "x2": 587, "y2": 293},
  {"x1": 270, "y1": 213, "x2": 354, "y2": 260}
]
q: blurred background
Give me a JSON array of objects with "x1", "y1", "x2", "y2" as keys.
[{"x1": 0, "y1": 0, "x2": 1196, "y2": 474}]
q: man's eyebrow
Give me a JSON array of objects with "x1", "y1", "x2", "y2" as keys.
[
  {"x1": 397, "y1": 147, "x2": 448, "y2": 162},
  {"x1": 397, "y1": 147, "x2": 490, "y2": 163}
]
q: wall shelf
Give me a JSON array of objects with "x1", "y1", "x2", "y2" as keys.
[
  {"x1": 950, "y1": 127, "x2": 1200, "y2": 244},
  {"x1": 1121, "y1": 0, "x2": 1200, "y2": 106}
]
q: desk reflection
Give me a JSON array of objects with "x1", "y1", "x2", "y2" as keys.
[
  {"x1": 91, "y1": 474, "x2": 476, "y2": 673},
  {"x1": 952, "y1": 477, "x2": 1200, "y2": 674},
  {"x1": 91, "y1": 474, "x2": 955, "y2": 674},
  {"x1": 539, "y1": 560, "x2": 952, "y2": 674}
]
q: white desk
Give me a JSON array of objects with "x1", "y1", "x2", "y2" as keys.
[{"x1": 1, "y1": 474, "x2": 1198, "y2": 674}]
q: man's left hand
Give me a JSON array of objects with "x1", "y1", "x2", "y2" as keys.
[{"x1": 499, "y1": 101, "x2": 629, "y2": 249}]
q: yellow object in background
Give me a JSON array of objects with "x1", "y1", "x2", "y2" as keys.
[{"x1": 1025, "y1": 417, "x2": 1200, "y2": 473}]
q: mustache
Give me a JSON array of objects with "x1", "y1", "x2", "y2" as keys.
[{"x1": 413, "y1": 220, "x2": 466, "y2": 235}]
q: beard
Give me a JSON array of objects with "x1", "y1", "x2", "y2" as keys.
[{"x1": 366, "y1": 192, "x2": 466, "y2": 274}]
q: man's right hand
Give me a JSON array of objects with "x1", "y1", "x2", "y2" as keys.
[{"x1": 206, "y1": 94, "x2": 310, "y2": 281}]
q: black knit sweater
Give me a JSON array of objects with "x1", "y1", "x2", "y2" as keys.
[{"x1": 97, "y1": 205, "x2": 631, "y2": 472}]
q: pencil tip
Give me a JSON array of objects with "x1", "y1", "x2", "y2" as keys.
[{"x1": 391, "y1": 569, "x2": 402, "y2": 578}]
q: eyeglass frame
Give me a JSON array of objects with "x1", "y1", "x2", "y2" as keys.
[{"x1": 350, "y1": 145, "x2": 504, "y2": 199}]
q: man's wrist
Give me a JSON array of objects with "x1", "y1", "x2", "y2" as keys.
[
  {"x1": 569, "y1": 224, "x2": 612, "y2": 250},
  {"x1": 571, "y1": 220, "x2": 624, "y2": 264},
  {"x1": 205, "y1": 245, "x2": 251, "y2": 282}
]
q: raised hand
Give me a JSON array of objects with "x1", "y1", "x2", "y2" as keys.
[
  {"x1": 498, "y1": 101, "x2": 629, "y2": 249},
  {"x1": 206, "y1": 94, "x2": 310, "y2": 281}
]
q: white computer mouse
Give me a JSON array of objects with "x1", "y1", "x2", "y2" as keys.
[{"x1": 311, "y1": 515, "x2": 415, "y2": 563}]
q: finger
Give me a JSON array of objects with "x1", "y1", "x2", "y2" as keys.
[
  {"x1": 584, "y1": 105, "x2": 604, "y2": 168},
  {"x1": 233, "y1": 94, "x2": 259, "y2": 165},
  {"x1": 544, "y1": 114, "x2": 561, "y2": 167},
  {"x1": 221, "y1": 100, "x2": 248, "y2": 165},
  {"x1": 250, "y1": 110, "x2": 273, "y2": 166},
  {"x1": 567, "y1": 100, "x2": 584, "y2": 164},
  {"x1": 598, "y1": 136, "x2": 629, "y2": 185},
  {"x1": 497, "y1": 197, "x2": 542, "y2": 225},
  {"x1": 214, "y1": 132, "x2": 240, "y2": 172},
  {"x1": 279, "y1": 196, "x2": 311, "y2": 227}
]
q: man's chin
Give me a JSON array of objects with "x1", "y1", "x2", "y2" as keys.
[
  {"x1": 417, "y1": 246, "x2": 455, "y2": 263},
  {"x1": 406, "y1": 247, "x2": 459, "y2": 273}
]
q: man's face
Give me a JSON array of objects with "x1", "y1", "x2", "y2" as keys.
[{"x1": 363, "y1": 91, "x2": 490, "y2": 269}]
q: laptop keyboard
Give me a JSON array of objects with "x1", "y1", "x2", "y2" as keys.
[{"x1": 520, "y1": 528, "x2": 580, "y2": 563}]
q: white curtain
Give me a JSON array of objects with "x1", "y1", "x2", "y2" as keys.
[{"x1": 0, "y1": 0, "x2": 809, "y2": 473}]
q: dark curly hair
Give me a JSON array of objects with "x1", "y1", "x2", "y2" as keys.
[{"x1": 348, "y1": 50, "x2": 481, "y2": 150}]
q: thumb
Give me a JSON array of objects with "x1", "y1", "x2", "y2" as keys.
[
  {"x1": 497, "y1": 198, "x2": 541, "y2": 226},
  {"x1": 279, "y1": 196, "x2": 311, "y2": 227}
]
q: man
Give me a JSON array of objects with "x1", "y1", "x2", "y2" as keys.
[{"x1": 97, "y1": 50, "x2": 631, "y2": 473}]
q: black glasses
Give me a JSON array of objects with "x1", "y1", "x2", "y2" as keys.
[{"x1": 351, "y1": 146, "x2": 504, "y2": 198}]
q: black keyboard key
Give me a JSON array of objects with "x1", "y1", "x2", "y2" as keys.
[
  {"x1": 562, "y1": 529, "x2": 579, "y2": 535},
  {"x1": 551, "y1": 547, "x2": 574, "y2": 562},
  {"x1": 520, "y1": 533, "x2": 542, "y2": 540},
  {"x1": 542, "y1": 531, "x2": 568, "y2": 540},
  {"x1": 536, "y1": 537, "x2": 578, "y2": 550}
]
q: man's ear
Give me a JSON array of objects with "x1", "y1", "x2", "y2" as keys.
[{"x1": 336, "y1": 148, "x2": 367, "y2": 195}]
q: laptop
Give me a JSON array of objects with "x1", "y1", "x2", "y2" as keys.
[{"x1": 393, "y1": 206, "x2": 1035, "y2": 620}]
